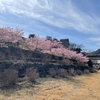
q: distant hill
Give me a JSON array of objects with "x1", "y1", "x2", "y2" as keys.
[
  {"x1": 87, "y1": 48, "x2": 100, "y2": 56},
  {"x1": 92, "y1": 49, "x2": 100, "y2": 55}
]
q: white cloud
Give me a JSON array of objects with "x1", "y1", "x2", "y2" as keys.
[
  {"x1": 89, "y1": 37, "x2": 100, "y2": 42},
  {"x1": 88, "y1": 37, "x2": 100, "y2": 46},
  {"x1": 0, "y1": 0, "x2": 100, "y2": 34}
]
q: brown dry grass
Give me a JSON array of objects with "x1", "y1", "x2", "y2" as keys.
[{"x1": 0, "y1": 71, "x2": 100, "y2": 100}]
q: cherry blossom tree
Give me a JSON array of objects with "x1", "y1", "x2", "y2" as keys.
[
  {"x1": 0, "y1": 27, "x2": 88, "y2": 62},
  {"x1": 25, "y1": 36, "x2": 88, "y2": 62},
  {"x1": 25, "y1": 35, "x2": 47, "y2": 51},
  {"x1": 0, "y1": 27, "x2": 23, "y2": 43}
]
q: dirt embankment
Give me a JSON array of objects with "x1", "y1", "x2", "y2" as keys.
[{"x1": 0, "y1": 71, "x2": 100, "y2": 100}]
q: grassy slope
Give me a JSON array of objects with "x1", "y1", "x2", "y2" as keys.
[{"x1": 0, "y1": 71, "x2": 100, "y2": 100}]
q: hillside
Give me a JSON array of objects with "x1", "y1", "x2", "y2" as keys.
[{"x1": 0, "y1": 45, "x2": 91, "y2": 78}]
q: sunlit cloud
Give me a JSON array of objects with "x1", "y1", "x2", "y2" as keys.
[{"x1": 0, "y1": 0, "x2": 100, "y2": 34}]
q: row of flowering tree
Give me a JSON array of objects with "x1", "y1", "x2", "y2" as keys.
[
  {"x1": 0, "y1": 27, "x2": 88, "y2": 62},
  {"x1": 25, "y1": 36, "x2": 88, "y2": 62},
  {"x1": 0, "y1": 27, "x2": 23, "y2": 43}
]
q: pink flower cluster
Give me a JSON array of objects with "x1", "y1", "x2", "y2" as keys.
[
  {"x1": 0, "y1": 27, "x2": 23, "y2": 43},
  {"x1": 25, "y1": 36, "x2": 88, "y2": 62},
  {"x1": 0, "y1": 27, "x2": 88, "y2": 62}
]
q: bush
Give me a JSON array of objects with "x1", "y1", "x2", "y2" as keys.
[
  {"x1": 58, "y1": 68, "x2": 68, "y2": 77},
  {"x1": 0, "y1": 69, "x2": 18, "y2": 87},
  {"x1": 90, "y1": 68, "x2": 97, "y2": 73},
  {"x1": 76, "y1": 70, "x2": 83, "y2": 75},
  {"x1": 68, "y1": 68, "x2": 76, "y2": 76},
  {"x1": 84, "y1": 69, "x2": 90, "y2": 74},
  {"x1": 49, "y1": 68, "x2": 57, "y2": 78},
  {"x1": 26, "y1": 68, "x2": 39, "y2": 82}
]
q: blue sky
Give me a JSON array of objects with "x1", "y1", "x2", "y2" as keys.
[{"x1": 0, "y1": 0, "x2": 100, "y2": 51}]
